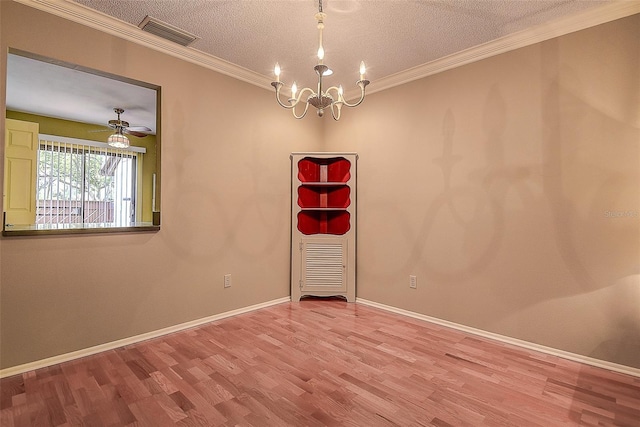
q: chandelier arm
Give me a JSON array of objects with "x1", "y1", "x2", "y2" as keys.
[
  {"x1": 295, "y1": 87, "x2": 316, "y2": 103},
  {"x1": 324, "y1": 86, "x2": 342, "y2": 96},
  {"x1": 272, "y1": 83, "x2": 316, "y2": 110},
  {"x1": 292, "y1": 101, "x2": 311, "y2": 119},
  {"x1": 340, "y1": 80, "x2": 370, "y2": 108},
  {"x1": 329, "y1": 102, "x2": 342, "y2": 121},
  {"x1": 324, "y1": 86, "x2": 344, "y2": 110},
  {"x1": 272, "y1": 82, "x2": 293, "y2": 109}
]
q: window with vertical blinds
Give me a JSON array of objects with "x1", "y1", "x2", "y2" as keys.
[{"x1": 36, "y1": 136, "x2": 144, "y2": 227}]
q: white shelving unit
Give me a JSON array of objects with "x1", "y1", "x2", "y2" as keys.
[{"x1": 291, "y1": 152, "x2": 357, "y2": 302}]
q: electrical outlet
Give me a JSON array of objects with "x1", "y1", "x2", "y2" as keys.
[
  {"x1": 224, "y1": 274, "x2": 231, "y2": 288},
  {"x1": 409, "y1": 275, "x2": 417, "y2": 289}
]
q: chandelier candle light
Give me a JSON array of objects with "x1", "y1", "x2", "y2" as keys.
[{"x1": 271, "y1": 0, "x2": 369, "y2": 120}]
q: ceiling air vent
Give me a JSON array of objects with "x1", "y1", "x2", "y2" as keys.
[{"x1": 138, "y1": 16, "x2": 198, "y2": 47}]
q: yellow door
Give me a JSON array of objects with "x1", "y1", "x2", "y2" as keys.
[{"x1": 4, "y1": 118, "x2": 39, "y2": 225}]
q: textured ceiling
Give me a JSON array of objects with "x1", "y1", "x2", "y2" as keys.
[
  {"x1": 6, "y1": 0, "x2": 626, "y2": 130},
  {"x1": 72, "y1": 0, "x2": 609, "y2": 91}
]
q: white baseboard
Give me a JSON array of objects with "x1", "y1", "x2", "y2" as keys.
[
  {"x1": 5, "y1": 296, "x2": 637, "y2": 379},
  {"x1": 357, "y1": 298, "x2": 640, "y2": 378},
  {"x1": 0, "y1": 297, "x2": 290, "y2": 379}
]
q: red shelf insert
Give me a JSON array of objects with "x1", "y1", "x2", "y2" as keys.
[
  {"x1": 297, "y1": 211, "x2": 351, "y2": 235},
  {"x1": 298, "y1": 157, "x2": 351, "y2": 183},
  {"x1": 298, "y1": 186, "x2": 351, "y2": 209}
]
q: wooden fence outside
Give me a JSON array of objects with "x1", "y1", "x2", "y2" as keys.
[{"x1": 36, "y1": 200, "x2": 114, "y2": 224}]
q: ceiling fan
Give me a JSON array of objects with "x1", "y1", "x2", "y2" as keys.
[
  {"x1": 92, "y1": 107, "x2": 152, "y2": 148},
  {"x1": 107, "y1": 107, "x2": 152, "y2": 138}
]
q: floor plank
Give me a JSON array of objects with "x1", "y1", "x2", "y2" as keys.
[{"x1": 2, "y1": 299, "x2": 639, "y2": 426}]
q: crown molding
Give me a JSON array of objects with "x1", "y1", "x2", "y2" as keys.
[
  {"x1": 13, "y1": 0, "x2": 640, "y2": 99},
  {"x1": 12, "y1": 0, "x2": 273, "y2": 89},
  {"x1": 365, "y1": 1, "x2": 640, "y2": 96}
]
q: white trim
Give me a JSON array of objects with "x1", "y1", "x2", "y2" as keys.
[
  {"x1": 13, "y1": 0, "x2": 271, "y2": 90},
  {"x1": 352, "y1": 1, "x2": 640, "y2": 97},
  {"x1": 13, "y1": 0, "x2": 640, "y2": 97},
  {"x1": 356, "y1": 298, "x2": 640, "y2": 378},
  {"x1": 4, "y1": 296, "x2": 637, "y2": 379},
  {"x1": 39, "y1": 133, "x2": 146, "y2": 154},
  {"x1": 0, "y1": 297, "x2": 290, "y2": 379},
  {"x1": 291, "y1": 151, "x2": 358, "y2": 159}
]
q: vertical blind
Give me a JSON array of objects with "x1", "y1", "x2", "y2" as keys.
[{"x1": 37, "y1": 137, "x2": 142, "y2": 227}]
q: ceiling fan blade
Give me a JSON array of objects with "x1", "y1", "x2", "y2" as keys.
[
  {"x1": 127, "y1": 126, "x2": 152, "y2": 132},
  {"x1": 100, "y1": 109, "x2": 152, "y2": 138},
  {"x1": 125, "y1": 130, "x2": 149, "y2": 138}
]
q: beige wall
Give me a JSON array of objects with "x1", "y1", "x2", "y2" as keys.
[
  {"x1": 0, "y1": 1, "x2": 322, "y2": 369},
  {"x1": 1, "y1": 1, "x2": 638, "y2": 371},
  {"x1": 324, "y1": 15, "x2": 640, "y2": 368}
]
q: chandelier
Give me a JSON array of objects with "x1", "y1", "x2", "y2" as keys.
[{"x1": 271, "y1": 0, "x2": 369, "y2": 120}]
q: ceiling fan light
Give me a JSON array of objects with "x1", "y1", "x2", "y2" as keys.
[{"x1": 107, "y1": 132, "x2": 130, "y2": 148}]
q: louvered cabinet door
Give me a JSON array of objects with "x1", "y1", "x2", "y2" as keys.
[
  {"x1": 299, "y1": 239, "x2": 347, "y2": 294},
  {"x1": 291, "y1": 152, "x2": 356, "y2": 302}
]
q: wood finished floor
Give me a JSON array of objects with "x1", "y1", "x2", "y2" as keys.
[{"x1": 1, "y1": 299, "x2": 639, "y2": 426}]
